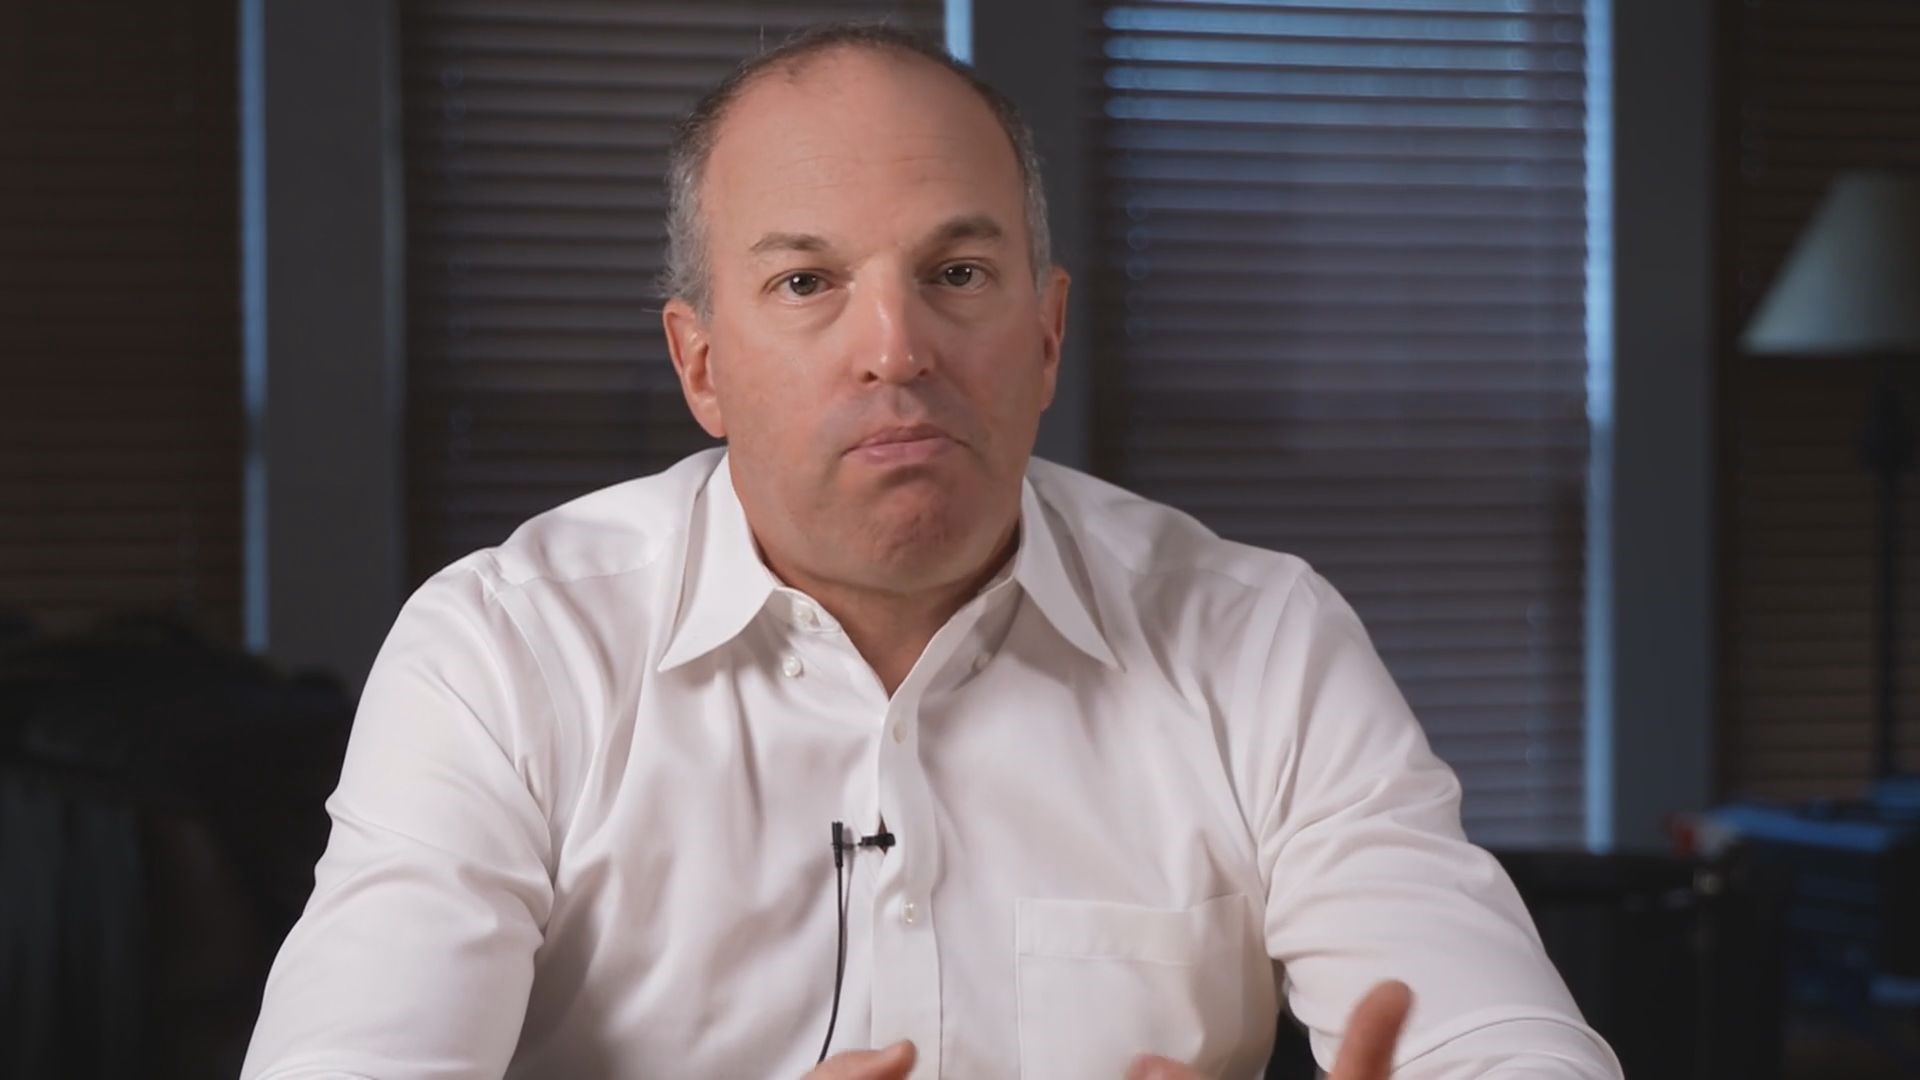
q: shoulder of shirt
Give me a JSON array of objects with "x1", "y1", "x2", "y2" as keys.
[
  {"x1": 431, "y1": 447, "x2": 723, "y2": 600},
  {"x1": 1024, "y1": 456, "x2": 1319, "y2": 604}
]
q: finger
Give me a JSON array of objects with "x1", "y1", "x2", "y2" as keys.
[
  {"x1": 1124, "y1": 1053, "x2": 1202, "y2": 1080},
  {"x1": 1328, "y1": 980, "x2": 1413, "y2": 1080},
  {"x1": 814, "y1": 1040, "x2": 917, "y2": 1080}
]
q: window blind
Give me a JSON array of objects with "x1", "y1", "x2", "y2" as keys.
[
  {"x1": 1088, "y1": 0, "x2": 1593, "y2": 846},
  {"x1": 399, "y1": 1, "x2": 945, "y2": 584},
  {"x1": 0, "y1": 0, "x2": 242, "y2": 642},
  {"x1": 1719, "y1": 0, "x2": 1920, "y2": 799}
]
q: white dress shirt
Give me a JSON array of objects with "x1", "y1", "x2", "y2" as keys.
[{"x1": 244, "y1": 448, "x2": 1621, "y2": 1079}]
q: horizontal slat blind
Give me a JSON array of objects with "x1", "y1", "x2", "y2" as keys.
[
  {"x1": 400, "y1": 1, "x2": 945, "y2": 582},
  {"x1": 0, "y1": 0, "x2": 242, "y2": 641},
  {"x1": 1089, "y1": 0, "x2": 1591, "y2": 846},
  {"x1": 1720, "y1": 0, "x2": 1920, "y2": 799}
]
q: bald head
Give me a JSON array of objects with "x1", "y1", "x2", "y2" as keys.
[{"x1": 662, "y1": 24, "x2": 1051, "y2": 315}]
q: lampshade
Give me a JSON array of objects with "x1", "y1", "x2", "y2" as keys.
[{"x1": 1743, "y1": 171, "x2": 1920, "y2": 357}]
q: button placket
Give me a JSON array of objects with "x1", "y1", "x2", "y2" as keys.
[
  {"x1": 862, "y1": 591, "x2": 1009, "y2": 1075},
  {"x1": 867, "y1": 688, "x2": 941, "y2": 1076}
]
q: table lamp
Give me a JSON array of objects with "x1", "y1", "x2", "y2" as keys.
[{"x1": 1744, "y1": 171, "x2": 1920, "y2": 780}]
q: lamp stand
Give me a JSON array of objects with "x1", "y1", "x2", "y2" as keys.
[{"x1": 1862, "y1": 357, "x2": 1914, "y2": 780}]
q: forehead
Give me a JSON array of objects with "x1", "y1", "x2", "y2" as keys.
[{"x1": 701, "y1": 48, "x2": 1027, "y2": 249}]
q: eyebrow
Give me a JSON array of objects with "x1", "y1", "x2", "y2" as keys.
[
  {"x1": 745, "y1": 214, "x2": 1009, "y2": 259},
  {"x1": 748, "y1": 231, "x2": 832, "y2": 256},
  {"x1": 923, "y1": 213, "x2": 1005, "y2": 251}
]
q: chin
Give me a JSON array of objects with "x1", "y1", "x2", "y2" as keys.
[
  {"x1": 854, "y1": 494, "x2": 983, "y2": 575},
  {"x1": 830, "y1": 458, "x2": 1018, "y2": 578},
  {"x1": 867, "y1": 494, "x2": 965, "y2": 550}
]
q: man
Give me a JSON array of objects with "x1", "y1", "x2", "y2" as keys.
[{"x1": 244, "y1": 23, "x2": 1621, "y2": 1080}]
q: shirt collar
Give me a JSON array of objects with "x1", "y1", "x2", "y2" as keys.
[
  {"x1": 657, "y1": 454, "x2": 1119, "y2": 672},
  {"x1": 656, "y1": 455, "x2": 778, "y2": 672},
  {"x1": 1009, "y1": 474, "x2": 1120, "y2": 669}
]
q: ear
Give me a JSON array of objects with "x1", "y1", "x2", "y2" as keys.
[
  {"x1": 663, "y1": 297, "x2": 727, "y2": 439},
  {"x1": 1036, "y1": 265, "x2": 1070, "y2": 410}
]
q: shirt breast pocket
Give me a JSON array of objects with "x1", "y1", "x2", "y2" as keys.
[{"x1": 1014, "y1": 893, "x2": 1258, "y2": 1079}]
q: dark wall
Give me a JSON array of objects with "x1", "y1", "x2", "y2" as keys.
[
  {"x1": 1716, "y1": 0, "x2": 1920, "y2": 799},
  {"x1": 0, "y1": 0, "x2": 243, "y2": 644}
]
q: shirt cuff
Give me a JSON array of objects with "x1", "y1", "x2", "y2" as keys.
[{"x1": 1395, "y1": 1014, "x2": 1624, "y2": 1079}]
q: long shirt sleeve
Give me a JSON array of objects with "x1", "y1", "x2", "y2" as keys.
[
  {"x1": 1240, "y1": 571, "x2": 1621, "y2": 1079},
  {"x1": 242, "y1": 562, "x2": 558, "y2": 1080}
]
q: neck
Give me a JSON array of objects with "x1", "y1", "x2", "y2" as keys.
[{"x1": 764, "y1": 525, "x2": 1017, "y2": 696}]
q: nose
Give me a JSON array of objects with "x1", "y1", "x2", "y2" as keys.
[{"x1": 854, "y1": 275, "x2": 934, "y2": 387}]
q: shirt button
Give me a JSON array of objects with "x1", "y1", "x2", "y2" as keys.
[
  {"x1": 781, "y1": 655, "x2": 804, "y2": 678},
  {"x1": 891, "y1": 721, "x2": 906, "y2": 744},
  {"x1": 901, "y1": 899, "x2": 918, "y2": 925}
]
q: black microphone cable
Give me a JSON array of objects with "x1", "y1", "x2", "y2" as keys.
[
  {"x1": 817, "y1": 822, "x2": 853, "y2": 1065},
  {"x1": 816, "y1": 820, "x2": 896, "y2": 1064}
]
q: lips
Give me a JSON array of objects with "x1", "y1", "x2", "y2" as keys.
[
  {"x1": 851, "y1": 423, "x2": 953, "y2": 450},
  {"x1": 845, "y1": 422, "x2": 959, "y2": 467}
]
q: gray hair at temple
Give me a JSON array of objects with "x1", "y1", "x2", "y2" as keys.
[{"x1": 661, "y1": 23, "x2": 1053, "y2": 315}]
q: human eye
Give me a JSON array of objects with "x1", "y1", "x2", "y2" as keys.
[
  {"x1": 934, "y1": 262, "x2": 990, "y2": 290},
  {"x1": 772, "y1": 271, "x2": 828, "y2": 299}
]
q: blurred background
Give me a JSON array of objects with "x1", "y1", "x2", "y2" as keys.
[{"x1": 4, "y1": 0, "x2": 1920, "y2": 1076}]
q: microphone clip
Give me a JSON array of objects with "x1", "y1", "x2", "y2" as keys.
[{"x1": 829, "y1": 820, "x2": 895, "y2": 867}]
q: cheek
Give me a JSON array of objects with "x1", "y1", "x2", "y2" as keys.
[
  {"x1": 965, "y1": 329, "x2": 1051, "y2": 410},
  {"x1": 712, "y1": 345, "x2": 830, "y2": 452}
]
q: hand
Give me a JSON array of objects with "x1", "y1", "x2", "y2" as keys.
[
  {"x1": 805, "y1": 1039, "x2": 916, "y2": 1080},
  {"x1": 1124, "y1": 979, "x2": 1413, "y2": 1080},
  {"x1": 1327, "y1": 980, "x2": 1413, "y2": 1080}
]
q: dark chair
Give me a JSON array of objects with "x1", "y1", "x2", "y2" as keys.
[
  {"x1": 1264, "y1": 849, "x2": 1789, "y2": 1079},
  {"x1": 0, "y1": 618, "x2": 352, "y2": 1080},
  {"x1": 1498, "y1": 849, "x2": 1787, "y2": 1080}
]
